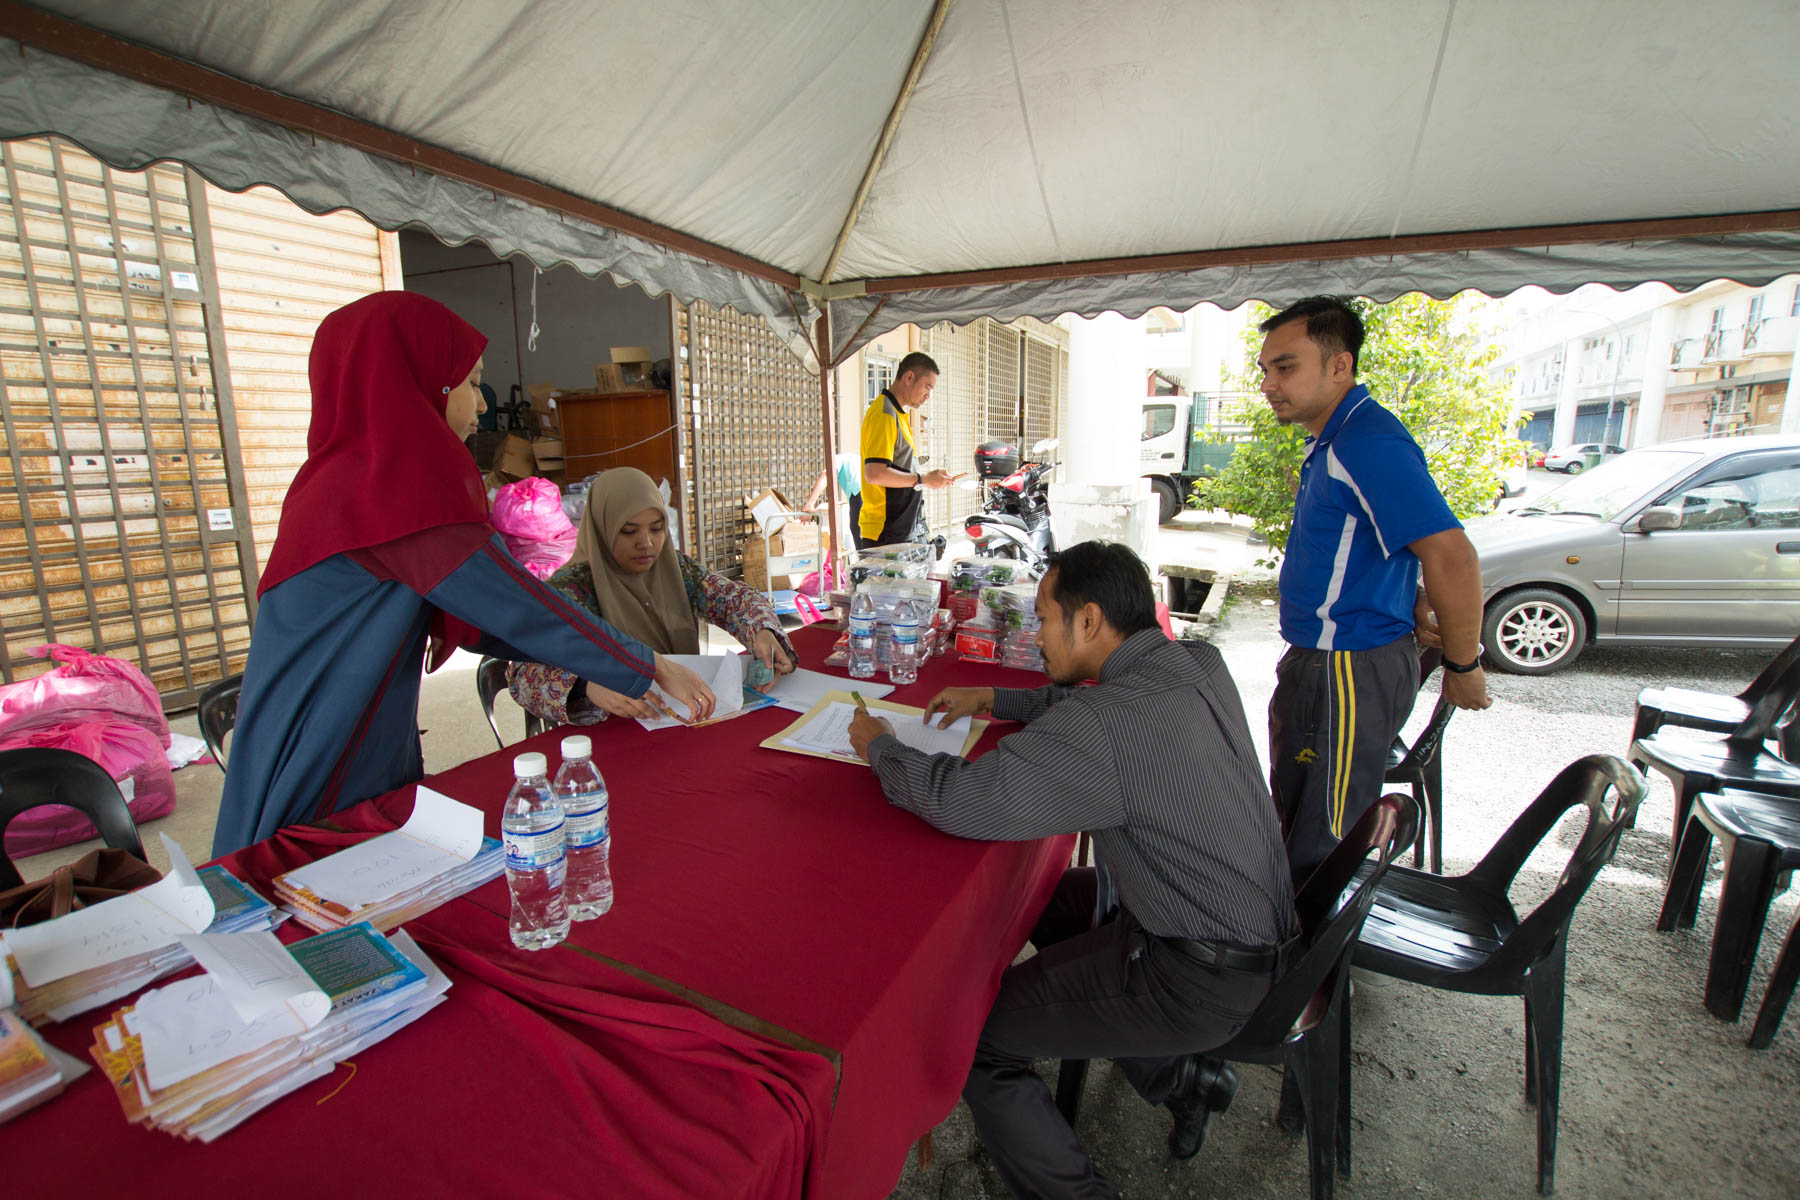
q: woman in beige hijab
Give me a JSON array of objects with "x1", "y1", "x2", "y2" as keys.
[{"x1": 508, "y1": 469, "x2": 796, "y2": 723}]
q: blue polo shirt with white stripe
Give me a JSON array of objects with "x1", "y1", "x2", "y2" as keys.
[{"x1": 1278, "y1": 385, "x2": 1459, "y2": 651}]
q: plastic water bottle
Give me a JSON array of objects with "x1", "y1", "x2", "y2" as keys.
[
  {"x1": 502, "y1": 752, "x2": 569, "y2": 950},
  {"x1": 888, "y1": 597, "x2": 920, "y2": 685},
  {"x1": 553, "y1": 735, "x2": 613, "y2": 921},
  {"x1": 848, "y1": 590, "x2": 878, "y2": 679}
]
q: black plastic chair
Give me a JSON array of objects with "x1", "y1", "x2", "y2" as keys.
[
  {"x1": 1054, "y1": 793, "x2": 1419, "y2": 1200},
  {"x1": 1630, "y1": 632, "x2": 1800, "y2": 759},
  {"x1": 1628, "y1": 658, "x2": 1800, "y2": 875},
  {"x1": 1657, "y1": 788, "x2": 1800, "y2": 1047},
  {"x1": 0, "y1": 747, "x2": 147, "y2": 890},
  {"x1": 197, "y1": 673, "x2": 242, "y2": 773},
  {"x1": 1344, "y1": 754, "x2": 1644, "y2": 1196},
  {"x1": 477, "y1": 656, "x2": 546, "y2": 748},
  {"x1": 1385, "y1": 649, "x2": 1454, "y2": 874}
]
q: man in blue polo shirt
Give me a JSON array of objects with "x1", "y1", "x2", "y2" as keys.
[{"x1": 1258, "y1": 296, "x2": 1491, "y2": 879}]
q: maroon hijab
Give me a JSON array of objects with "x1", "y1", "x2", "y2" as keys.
[{"x1": 260, "y1": 292, "x2": 489, "y2": 596}]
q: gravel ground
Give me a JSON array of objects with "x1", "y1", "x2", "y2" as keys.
[{"x1": 888, "y1": 586, "x2": 1800, "y2": 1200}]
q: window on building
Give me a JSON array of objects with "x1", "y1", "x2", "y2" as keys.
[
  {"x1": 1748, "y1": 294, "x2": 1765, "y2": 327},
  {"x1": 1710, "y1": 307, "x2": 1725, "y2": 330},
  {"x1": 1625, "y1": 334, "x2": 1638, "y2": 359},
  {"x1": 1791, "y1": 284, "x2": 1800, "y2": 317},
  {"x1": 865, "y1": 354, "x2": 896, "y2": 401}
]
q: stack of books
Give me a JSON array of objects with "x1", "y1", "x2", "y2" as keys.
[
  {"x1": 270, "y1": 788, "x2": 503, "y2": 934},
  {"x1": 1, "y1": 839, "x2": 279, "y2": 1027},
  {"x1": 0, "y1": 1008, "x2": 82, "y2": 1125},
  {"x1": 89, "y1": 923, "x2": 450, "y2": 1142}
]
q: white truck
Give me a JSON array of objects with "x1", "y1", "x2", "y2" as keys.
[{"x1": 1139, "y1": 395, "x2": 1248, "y2": 524}]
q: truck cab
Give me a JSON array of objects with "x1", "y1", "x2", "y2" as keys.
[{"x1": 1140, "y1": 396, "x2": 1242, "y2": 524}]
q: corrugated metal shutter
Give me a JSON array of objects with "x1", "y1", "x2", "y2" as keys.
[
  {"x1": 922, "y1": 320, "x2": 984, "y2": 534},
  {"x1": 0, "y1": 137, "x2": 259, "y2": 705},
  {"x1": 201, "y1": 184, "x2": 388, "y2": 575},
  {"x1": 982, "y1": 322, "x2": 1021, "y2": 442},
  {"x1": 1022, "y1": 325, "x2": 1065, "y2": 453}
]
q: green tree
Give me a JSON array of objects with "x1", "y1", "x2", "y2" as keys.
[{"x1": 1191, "y1": 294, "x2": 1519, "y2": 565}]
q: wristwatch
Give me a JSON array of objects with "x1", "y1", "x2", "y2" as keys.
[{"x1": 1442, "y1": 646, "x2": 1484, "y2": 674}]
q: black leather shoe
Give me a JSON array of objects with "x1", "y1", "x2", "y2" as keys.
[
  {"x1": 1165, "y1": 1055, "x2": 1239, "y2": 1160},
  {"x1": 1275, "y1": 1068, "x2": 1305, "y2": 1137}
]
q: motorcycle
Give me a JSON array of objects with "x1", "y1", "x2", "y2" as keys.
[{"x1": 963, "y1": 438, "x2": 1057, "y2": 572}]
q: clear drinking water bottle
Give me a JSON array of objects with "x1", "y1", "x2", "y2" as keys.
[
  {"x1": 888, "y1": 597, "x2": 920, "y2": 685},
  {"x1": 848, "y1": 590, "x2": 878, "y2": 680},
  {"x1": 502, "y1": 751, "x2": 569, "y2": 950},
  {"x1": 553, "y1": 734, "x2": 613, "y2": 921}
]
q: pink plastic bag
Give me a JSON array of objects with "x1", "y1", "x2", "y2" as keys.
[
  {"x1": 0, "y1": 719, "x2": 176, "y2": 858},
  {"x1": 0, "y1": 644, "x2": 169, "y2": 749},
  {"x1": 491, "y1": 476, "x2": 578, "y2": 580}
]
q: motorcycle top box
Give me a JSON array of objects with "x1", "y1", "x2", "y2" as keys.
[{"x1": 975, "y1": 441, "x2": 1020, "y2": 479}]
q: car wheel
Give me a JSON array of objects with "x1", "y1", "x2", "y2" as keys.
[
  {"x1": 1565, "y1": 460, "x2": 1584, "y2": 475},
  {"x1": 1151, "y1": 478, "x2": 1181, "y2": 525},
  {"x1": 1482, "y1": 588, "x2": 1588, "y2": 675}
]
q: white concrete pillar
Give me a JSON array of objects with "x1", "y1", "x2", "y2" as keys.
[
  {"x1": 1063, "y1": 312, "x2": 1145, "y2": 485},
  {"x1": 1056, "y1": 313, "x2": 1155, "y2": 559},
  {"x1": 1635, "y1": 305, "x2": 1678, "y2": 447},
  {"x1": 1782, "y1": 316, "x2": 1800, "y2": 436},
  {"x1": 1549, "y1": 336, "x2": 1582, "y2": 447}
]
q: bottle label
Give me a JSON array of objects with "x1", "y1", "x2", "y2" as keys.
[
  {"x1": 504, "y1": 823, "x2": 567, "y2": 871},
  {"x1": 893, "y1": 627, "x2": 918, "y2": 645},
  {"x1": 849, "y1": 615, "x2": 875, "y2": 637},
  {"x1": 563, "y1": 790, "x2": 610, "y2": 850}
]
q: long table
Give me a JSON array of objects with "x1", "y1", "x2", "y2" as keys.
[{"x1": 13, "y1": 624, "x2": 1073, "y2": 1199}]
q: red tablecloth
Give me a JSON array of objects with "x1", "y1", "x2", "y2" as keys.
[{"x1": 12, "y1": 625, "x2": 1072, "y2": 1200}]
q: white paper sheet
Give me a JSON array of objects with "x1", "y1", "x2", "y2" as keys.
[
  {"x1": 0, "y1": 952, "x2": 13, "y2": 1009},
  {"x1": 165, "y1": 731, "x2": 211, "y2": 769},
  {"x1": 764, "y1": 668, "x2": 893, "y2": 714},
  {"x1": 636, "y1": 653, "x2": 746, "y2": 729},
  {"x1": 780, "y1": 701, "x2": 976, "y2": 761},
  {"x1": 277, "y1": 788, "x2": 484, "y2": 912},
  {"x1": 0, "y1": 834, "x2": 215, "y2": 988},
  {"x1": 134, "y1": 971, "x2": 308, "y2": 1091},
  {"x1": 182, "y1": 930, "x2": 330, "y2": 1027}
]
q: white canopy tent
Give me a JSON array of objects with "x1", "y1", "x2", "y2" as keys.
[
  {"x1": 3, "y1": 0, "x2": 1797, "y2": 348},
  {"x1": 3, "y1": 0, "x2": 1797, "y2": 514}
]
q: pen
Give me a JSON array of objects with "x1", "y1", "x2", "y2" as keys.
[
  {"x1": 851, "y1": 690, "x2": 870, "y2": 713},
  {"x1": 646, "y1": 695, "x2": 692, "y2": 725}
]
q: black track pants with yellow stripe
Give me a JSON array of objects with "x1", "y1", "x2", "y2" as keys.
[{"x1": 1268, "y1": 635, "x2": 1420, "y2": 881}]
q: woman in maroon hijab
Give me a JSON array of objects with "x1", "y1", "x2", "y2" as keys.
[{"x1": 212, "y1": 292, "x2": 713, "y2": 856}]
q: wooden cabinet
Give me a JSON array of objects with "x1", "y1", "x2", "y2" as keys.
[{"x1": 556, "y1": 390, "x2": 678, "y2": 487}]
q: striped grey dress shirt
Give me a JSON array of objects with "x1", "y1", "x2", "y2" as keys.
[{"x1": 868, "y1": 628, "x2": 1296, "y2": 948}]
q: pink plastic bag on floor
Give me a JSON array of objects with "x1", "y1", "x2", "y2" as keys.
[
  {"x1": 491, "y1": 476, "x2": 578, "y2": 580},
  {"x1": 0, "y1": 644, "x2": 169, "y2": 749},
  {"x1": 0, "y1": 719, "x2": 176, "y2": 858}
]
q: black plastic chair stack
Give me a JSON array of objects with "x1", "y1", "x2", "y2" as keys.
[
  {"x1": 197, "y1": 673, "x2": 243, "y2": 774},
  {"x1": 1344, "y1": 754, "x2": 1644, "y2": 1196},
  {"x1": 1054, "y1": 792, "x2": 1419, "y2": 1200},
  {"x1": 1657, "y1": 788, "x2": 1800, "y2": 1048},
  {"x1": 1629, "y1": 658, "x2": 1800, "y2": 876},
  {"x1": 1630, "y1": 632, "x2": 1800, "y2": 758},
  {"x1": 1384, "y1": 648, "x2": 1455, "y2": 873},
  {"x1": 0, "y1": 746, "x2": 147, "y2": 889}
]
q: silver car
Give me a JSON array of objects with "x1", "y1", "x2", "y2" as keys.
[{"x1": 1467, "y1": 435, "x2": 1800, "y2": 674}]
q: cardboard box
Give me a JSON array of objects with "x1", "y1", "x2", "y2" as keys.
[
  {"x1": 592, "y1": 345, "x2": 655, "y2": 392},
  {"x1": 742, "y1": 522, "x2": 830, "y2": 590},
  {"x1": 743, "y1": 487, "x2": 798, "y2": 538},
  {"x1": 483, "y1": 433, "x2": 536, "y2": 488},
  {"x1": 527, "y1": 384, "x2": 561, "y2": 434}
]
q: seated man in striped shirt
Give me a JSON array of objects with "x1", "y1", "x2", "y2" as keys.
[{"x1": 849, "y1": 541, "x2": 1296, "y2": 1199}]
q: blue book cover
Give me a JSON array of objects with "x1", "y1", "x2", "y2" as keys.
[{"x1": 197, "y1": 865, "x2": 276, "y2": 925}]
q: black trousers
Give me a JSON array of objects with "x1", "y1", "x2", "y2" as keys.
[
  {"x1": 963, "y1": 869, "x2": 1275, "y2": 1200},
  {"x1": 1268, "y1": 635, "x2": 1419, "y2": 880}
]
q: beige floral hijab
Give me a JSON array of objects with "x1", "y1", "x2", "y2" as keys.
[{"x1": 572, "y1": 469, "x2": 699, "y2": 655}]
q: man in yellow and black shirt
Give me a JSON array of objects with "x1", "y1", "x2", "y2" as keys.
[{"x1": 853, "y1": 352, "x2": 958, "y2": 548}]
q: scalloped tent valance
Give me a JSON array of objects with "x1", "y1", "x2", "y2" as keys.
[{"x1": 3, "y1": 0, "x2": 1798, "y2": 361}]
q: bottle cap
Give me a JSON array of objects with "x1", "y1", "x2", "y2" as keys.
[
  {"x1": 512, "y1": 751, "x2": 548, "y2": 778},
  {"x1": 561, "y1": 735, "x2": 592, "y2": 759}
]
